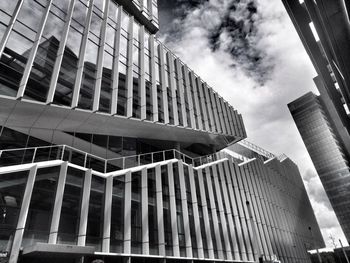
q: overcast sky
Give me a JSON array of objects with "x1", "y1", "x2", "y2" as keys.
[{"x1": 157, "y1": 0, "x2": 347, "y2": 248}]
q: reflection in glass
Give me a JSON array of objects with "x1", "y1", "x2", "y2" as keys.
[
  {"x1": 173, "y1": 163, "x2": 185, "y2": 256},
  {"x1": 110, "y1": 175, "x2": 124, "y2": 253},
  {"x1": 147, "y1": 168, "x2": 158, "y2": 255},
  {"x1": 0, "y1": 0, "x2": 46, "y2": 97},
  {"x1": 131, "y1": 171, "x2": 142, "y2": 254},
  {"x1": 24, "y1": 1, "x2": 69, "y2": 102},
  {"x1": 22, "y1": 166, "x2": 60, "y2": 247},
  {"x1": 0, "y1": 170, "x2": 28, "y2": 253},
  {"x1": 161, "y1": 165, "x2": 172, "y2": 256},
  {"x1": 78, "y1": 40, "x2": 98, "y2": 110},
  {"x1": 86, "y1": 175, "x2": 105, "y2": 251},
  {"x1": 53, "y1": 1, "x2": 88, "y2": 106},
  {"x1": 57, "y1": 167, "x2": 84, "y2": 245}
]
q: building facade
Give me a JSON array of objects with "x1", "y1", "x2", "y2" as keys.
[
  {"x1": 282, "y1": 0, "x2": 350, "y2": 243},
  {"x1": 0, "y1": 0, "x2": 323, "y2": 262},
  {"x1": 289, "y1": 92, "x2": 350, "y2": 243}
]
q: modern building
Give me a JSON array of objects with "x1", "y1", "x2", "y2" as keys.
[
  {"x1": 282, "y1": 0, "x2": 350, "y2": 243},
  {"x1": 0, "y1": 0, "x2": 323, "y2": 262},
  {"x1": 288, "y1": 92, "x2": 350, "y2": 243}
]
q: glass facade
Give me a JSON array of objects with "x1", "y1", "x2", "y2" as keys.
[
  {"x1": 0, "y1": 1, "x2": 323, "y2": 263},
  {"x1": 0, "y1": 0, "x2": 245, "y2": 140},
  {"x1": 0, "y1": 147, "x2": 323, "y2": 263},
  {"x1": 289, "y1": 92, "x2": 350, "y2": 243}
]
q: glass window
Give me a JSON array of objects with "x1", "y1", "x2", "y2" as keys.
[
  {"x1": 86, "y1": 175, "x2": 105, "y2": 251},
  {"x1": 110, "y1": 175, "x2": 124, "y2": 253},
  {"x1": 123, "y1": 137, "x2": 136, "y2": 156},
  {"x1": 161, "y1": 165, "x2": 172, "y2": 256},
  {"x1": 57, "y1": 167, "x2": 84, "y2": 244},
  {"x1": 147, "y1": 168, "x2": 158, "y2": 255},
  {"x1": 53, "y1": 0, "x2": 88, "y2": 106},
  {"x1": 0, "y1": 170, "x2": 29, "y2": 254},
  {"x1": 117, "y1": 69, "x2": 127, "y2": 116},
  {"x1": 145, "y1": 80, "x2": 152, "y2": 121},
  {"x1": 22, "y1": 166, "x2": 60, "y2": 247},
  {"x1": 99, "y1": 51, "x2": 113, "y2": 113},
  {"x1": 24, "y1": 1, "x2": 70, "y2": 102},
  {"x1": 0, "y1": 1, "x2": 17, "y2": 43},
  {"x1": 0, "y1": 127, "x2": 29, "y2": 149},
  {"x1": 131, "y1": 171, "x2": 142, "y2": 254},
  {"x1": 132, "y1": 72, "x2": 141, "y2": 118},
  {"x1": 0, "y1": 0, "x2": 47, "y2": 97},
  {"x1": 78, "y1": 39, "x2": 98, "y2": 110}
]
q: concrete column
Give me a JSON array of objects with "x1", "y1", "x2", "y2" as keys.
[
  {"x1": 197, "y1": 168, "x2": 214, "y2": 259},
  {"x1": 124, "y1": 171, "x2": 132, "y2": 254},
  {"x1": 204, "y1": 166, "x2": 223, "y2": 259},
  {"x1": 178, "y1": 161, "x2": 192, "y2": 257},
  {"x1": 141, "y1": 168, "x2": 149, "y2": 254},
  {"x1": 224, "y1": 160, "x2": 246, "y2": 261},
  {"x1": 49, "y1": 162, "x2": 68, "y2": 244},
  {"x1": 228, "y1": 161, "x2": 249, "y2": 261},
  {"x1": 188, "y1": 165, "x2": 204, "y2": 258},
  {"x1": 167, "y1": 162, "x2": 180, "y2": 256},
  {"x1": 102, "y1": 176, "x2": 113, "y2": 252},
  {"x1": 78, "y1": 169, "x2": 92, "y2": 246},
  {"x1": 155, "y1": 164, "x2": 165, "y2": 255},
  {"x1": 220, "y1": 161, "x2": 240, "y2": 260},
  {"x1": 9, "y1": 165, "x2": 37, "y2": 263},
  {"x1": 236, "y1": 164, "x2": 257, "y2": 261},
  {"x1": 213, "y1": 163, "x2": 232, "y2": 260}
]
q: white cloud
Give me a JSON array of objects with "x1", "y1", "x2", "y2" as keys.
[{"x1": 160, "y1": 0, "x2": 348, "y2": 247}]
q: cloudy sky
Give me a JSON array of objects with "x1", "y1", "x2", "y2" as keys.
[{"x1": 157, "y1": 0, "x2": 347, "y2": 248}]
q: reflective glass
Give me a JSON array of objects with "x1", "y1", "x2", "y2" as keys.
[
  {"x1": 53, "y1": 0, "x2": 88, "y2": 106},
  {"x1": 161, "y1": 165, "x2": 172, "y2": 256},
  {"x1": 22, "y1": 166, "x2": 60, "y2": 247},
  {"x1": 0, "y1": 0, "x2": 46, "y2": 97},
  {"x1": 147, "y1": 168, "x2": 158, "y2": 255},
  {"x1": 0, "y1": 170, "x2": 28, "y2": 254},
  {"x1": 57, "y1": 168, "x2": 84, "y2": 244},
  {"x1": 131, "y1": 171, "x2": 142, "y2": 254},
  {"x1": 110, "y1": 175, "x2": 124, "y2": 252},
  {"x1": 86, "y1": 175, "x2": 105, "y2": 251},
  {"x1": 24, "y1": 1, "x2": 69, "y2": 102}
]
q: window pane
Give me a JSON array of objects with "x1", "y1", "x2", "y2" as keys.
[
  {"x1": 0, "y1": 170, "x2": 29, "y2": 254},
  {"x1": 22, "y1": 166, "x2": 60, "y2": 247},
  {"x1": 57, "y1": 167, "x2": 84, "y2": 245},
  {"x1": 86, "y1": 175, "x2": 105, "y2": 251},
  {"x1": 110, "y1": 175, "x2": 124, "y2": 253}
]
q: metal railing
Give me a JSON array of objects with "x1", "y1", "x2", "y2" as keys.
[
  {"x1": 0, "y1": 145, "x2": 232, "y2": 173},
  {"x1": 238, "y1": 140, "x2": 276, "y2": 160}
]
